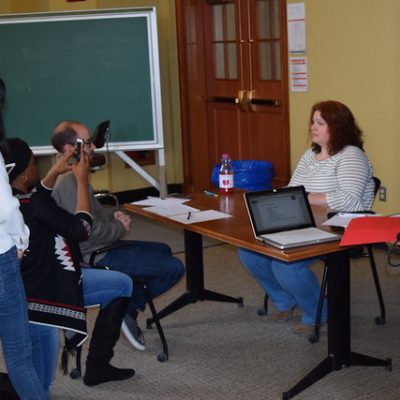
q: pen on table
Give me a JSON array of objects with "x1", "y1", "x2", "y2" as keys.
[
  {"x1": 203, "y1": 190, "x2": 218, "y2": 198},
  {"x1": 187, "y1": 212, "x2": 192, "y2": 220}
]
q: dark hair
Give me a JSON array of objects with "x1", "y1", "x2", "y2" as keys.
[
  {"x1": 51, "y1": 121, "x2": 78, "y2": 153},
  {"x1": 310, "y1": 100, "x2": 364, "y2": 155},
  {"x1": 0, "y1": 78, "x2": 6, "y2": 143},
  {"x1": 4, "y1": 138, "x2": 33, "y2": 182}
]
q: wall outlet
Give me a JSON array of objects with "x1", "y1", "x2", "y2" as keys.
[{"x1": 379, "y1": 186, "x2": 387, "y2": 202}]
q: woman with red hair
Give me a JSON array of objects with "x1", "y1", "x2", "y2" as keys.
[{"x1": 239, "y1": 100, "x2": 374, "y2": 334}]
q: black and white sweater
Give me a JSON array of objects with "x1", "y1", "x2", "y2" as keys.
[{"x1": 14, "y1": 183, "x2": 92, "y2": 341}]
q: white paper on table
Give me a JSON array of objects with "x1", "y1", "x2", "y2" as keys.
[
  {"x1": 144, "y1": 205, "x2": 199, "y2": 217},
  {"x1": 169, "y1": 210, "x2": 232, "y2": 224},
  {"x1": 131, "y1": 196, "x2": 189, "y2": 207},
  {"x1": 322, "y1": 212, "x2": 381, "y2": 228}
]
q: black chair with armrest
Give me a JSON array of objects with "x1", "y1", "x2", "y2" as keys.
[
  {"x1": 68, "y1": 197, "x2": 169, "y2": 380},
  {"x1": 387, "y1": 232, "x2": 400, "y2": 267},
  {"x1": 69, "y1": 244, "x2": 169, "y2": 380},
  {"x1": 258, "y1": 176, "x2": 385, "y2": 343},
  {"x1": 89, "y1": 244, "x2": 169, "y2": 362},
  {"x1": 90, "y1": 172, "x2": 168, "y2": 360},
  {"x1": 310, "y1": 176, "x2": 385, "y2": 342}
]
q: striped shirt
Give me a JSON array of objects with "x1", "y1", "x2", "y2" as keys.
[{"x1": 289, "y1": 145, "x2": 375, "y2": 211}]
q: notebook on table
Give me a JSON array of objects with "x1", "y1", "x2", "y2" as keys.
[{"x1": 244, "y1": 186, "x2": 341, "y2": 249}]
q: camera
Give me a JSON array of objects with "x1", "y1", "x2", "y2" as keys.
[{"x1": 73, "y1": 138, "x2": 84, "y2": 161}]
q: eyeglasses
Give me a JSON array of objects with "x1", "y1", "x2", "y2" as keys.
[
  {"x1": 69, "y1": 138, "x2": 93, "y2": 147},
  {"x1": 79, "y1": 138, "x2": 93, "y2": 146}
]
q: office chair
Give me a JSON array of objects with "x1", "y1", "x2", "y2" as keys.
[
  {"x1": 88, "y1": 244, "x2": 169, "y2": 362},
  {"x1": 90, "y1": 147, "x2": 168, "y2": 360},
  {"x1": 258, "y1": 177, "x2": 386, "y2": 343},
  {"x1": 90, "y1": 191, "x2": 169, "y2": 362},
  {"x1": 68, "y1": 200, "x2": 169, "y2": 380},
  {"x1": 69, "y1": 244, "x2": 169, "y2": 380},
  {"x1": 310, "y1": 176, "x2": 385, "y2": 342},
  {"x1": 387, "y1": 233, "x2": 400, "y2": 267}
]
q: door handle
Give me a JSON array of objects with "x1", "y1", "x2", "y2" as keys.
[
  {"x1": 247, "y1": 91, "x2": 281, "y2": 112},
  {"x1": 210, "y1": 92, "x2": 281, "y2": 112},
  {"x1": 211, "y1": 96, "x2": 239, "y2": 104},
  {"x1": 209, "y1": 92, "x2": 248, "y2": 112},
  {"x1": 237, "y1": 89, "x2": 248, "y2": 112}
]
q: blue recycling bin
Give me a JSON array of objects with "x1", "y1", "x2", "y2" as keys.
[{"x1": 211, "y1": 160, "x2": 275, "y2": 191}]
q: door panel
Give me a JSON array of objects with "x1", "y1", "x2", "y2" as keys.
[
  {"x1": 247, "y1": 105, "x2": 289, "y2": 186},
  {"x1": 176, "y1": 0, "x2": 290, "y2": 192},
  {"x1": 204, "y1": 1, "x2": 244, "y2": 98},
  {"x1": 176, "y1": 0, "x2": 211, "y2": 192},
  {"x1": 207, "y1": 101, "x2": 248, "y2": 163},
  {"x1": 248, "y1": 0, "x2": 286, "y2": 99}
]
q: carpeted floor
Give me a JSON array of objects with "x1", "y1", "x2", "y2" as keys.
[{"x1": 2, "y1": 215, "x2": 400, "y2": 400}]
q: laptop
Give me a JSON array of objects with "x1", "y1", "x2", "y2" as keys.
[{"x1": 244, "y1": 186, "x2": 341, "y2": 249}]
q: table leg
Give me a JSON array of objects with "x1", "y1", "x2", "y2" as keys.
[
  {"x1": 282, "y1": 250, "x2": 391, "y2": 399},
  {"x1": 146, "y1": 230, "x2": 243, "y2": 326}
]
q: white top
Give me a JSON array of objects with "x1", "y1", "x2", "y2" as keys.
[
  {"x1": 0, "y1": 152, "x2": 29, "y2": 254},
  {"x1": 289, "y1": 145, "x2": 375, "y2": 211}
]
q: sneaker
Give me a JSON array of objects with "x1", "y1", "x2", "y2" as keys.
[
  {"x1": 121, "y1": 314, "x2": 146, "y2": 351},
  {"x1": 270, "y1": 307, "x2": 295, "y2": 323}
]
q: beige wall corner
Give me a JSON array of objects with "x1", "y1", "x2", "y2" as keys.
[{"x1": 287, "y1": 0, "x2": 400, "y2": 213}]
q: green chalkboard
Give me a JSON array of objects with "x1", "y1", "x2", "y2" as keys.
[{"x1": 0, "y1": 8, "x2": 164, "y2": 154}]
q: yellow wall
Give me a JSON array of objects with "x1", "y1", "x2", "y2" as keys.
[
  {"x1": 2, "y1": 0, "x2": 399, "y2": 212},
  {"x1": 287, "y1": 0, "x2": 400, "y2": 214}
]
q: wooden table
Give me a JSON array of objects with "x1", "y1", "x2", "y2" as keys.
[{"x1": 125, "y1": 192, "x2": 391, "y2": 399}]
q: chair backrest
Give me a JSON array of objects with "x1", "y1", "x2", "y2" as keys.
[
  {"x1": 89, "y1": 153, "x2": 107, "y2": 172},
  {"x1": 94, "y1": 190, "x2": 120, "y2": 209},
  {"x1": 372, "y1": 176, "x2": 381, "y2": 198}
]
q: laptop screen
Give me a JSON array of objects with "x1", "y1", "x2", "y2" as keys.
[{"x1": 245, "y1": 186, "x2": 316, "y2": 235}]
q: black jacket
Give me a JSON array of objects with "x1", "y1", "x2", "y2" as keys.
[{"x1": 14, "y1": 183, "x2": 92, "y2": 338}]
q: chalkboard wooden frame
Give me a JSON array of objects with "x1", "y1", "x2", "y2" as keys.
[{"x1": 0, "y1": 7, "x2": 164, "y2": 155}]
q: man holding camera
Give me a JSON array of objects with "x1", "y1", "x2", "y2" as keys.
[{"x1": 50, "y1": 121, "x2": 185, "y2": 351}]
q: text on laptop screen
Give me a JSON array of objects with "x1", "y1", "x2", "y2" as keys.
[{"x1": 249, "y1": 188, "x2": 314, "y2": 234}]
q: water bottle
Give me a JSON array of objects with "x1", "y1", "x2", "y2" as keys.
[{"x1": 218, "y1": 153, "x2": 234, "y2": 194}]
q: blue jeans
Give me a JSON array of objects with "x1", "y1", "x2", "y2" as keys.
[
  {"x1": 29, "y1": 266, "x2": 133, "y2": 394},
  {"x1": 238, "y1": 248, "x2": 327, "y2": 325},
  {"x1": 82, "y1": 266, "x2": 133, "y2": 308},
  {"x1": 97, "y1": 240, "x2": 185, "y2": 315},
  {"x1": 0, "y1": 246, "x2": 48, "y2": 400}
]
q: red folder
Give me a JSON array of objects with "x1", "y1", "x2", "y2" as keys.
[{"x1": 340, "y1": 216, "x2": 400, "y2": 247}]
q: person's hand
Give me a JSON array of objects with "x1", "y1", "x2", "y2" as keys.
[
  {"x1": 50, "y1": 148, "x2": 75, "y2": 175},
  {"x1": 71, "y1": 146, "x2": 90, "y2": 185},
  {"x1": 308, "y1": 192, "x2": 327, "y2": 206},
  {"x1": 17, "y1": 249, "x2": 24, "y2": 259},
  {"x1": 41, "y1": 148, "x2": 75, "y2": 189},
  {"x1": 114, "y1": 211, "x2": 132, "y2": 232}
]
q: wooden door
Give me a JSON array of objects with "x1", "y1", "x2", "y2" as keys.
[{"x1": 176, "y1": 0, "x2": 290, "y2": 192}]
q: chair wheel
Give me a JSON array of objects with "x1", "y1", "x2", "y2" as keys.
[
  {"x1": 238, "y1": 297, "x2": 244, "y2": 308},
  {"x1": 157, "y1": 352, "x2": 168, "y2": 362},
  {"x1": 375, "y1": 316, "x2": 385, "y2": 325},
  {"x1": 308, "y1": 333, "x2": 320, "y2": 344},
  {"x1": 257, "y1": 307, "x2": 267, "y2": 316},
  {"x1": 69, "y1": 368, "x2": 81, "y2": 379},
  {"x1": 146, "y1": 321, "x2": 153, "y2": 329}
]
